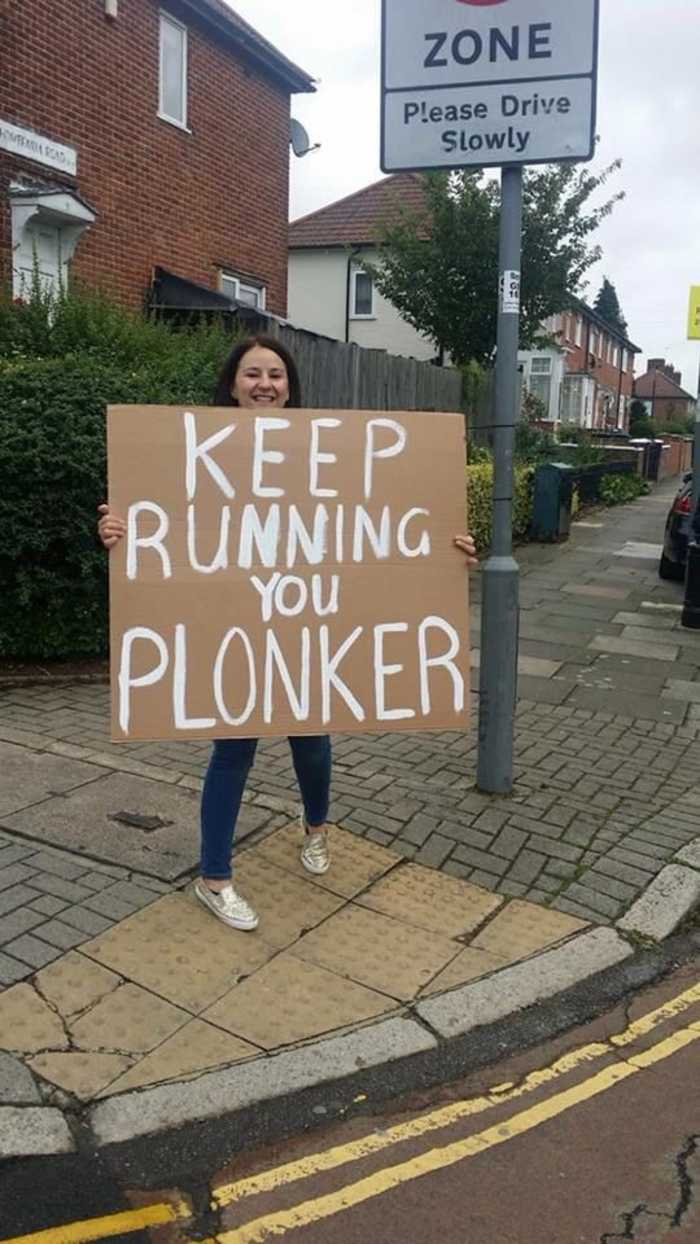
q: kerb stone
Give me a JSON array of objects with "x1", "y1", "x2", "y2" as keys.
[
  {"x1": 616, "y1": 863, "x2": 700, "y2": 940},
  {"x1": 674, "y1": 840, "x2": 700, "y2": 870},
  {"x1": 0, "y1": 1107, "x2": 74, "y2": 1157},
  {"x1": 89, "y1": 1017, "x2": 436, "y2": 1145},
  {"x1": 416, "y1": 928, "x2": 632, "y2": 1038}
]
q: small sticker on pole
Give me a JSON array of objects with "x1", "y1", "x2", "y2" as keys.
[{"x1": 500, "y1": 270, "x2": 520, "y2": 315}]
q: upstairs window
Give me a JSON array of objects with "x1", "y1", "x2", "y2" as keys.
[
  {"x1": 574, "y1": 316, "x2": 583, "y2": 347},
  {"x1": 220, "y1": 272, "x2": 266, "y2": 309},
  {"x1": 160, "y1": 13, "x2": 188, "y2": 128},
  {"x1": 351, "y1": 269, "x2": 374, "y2": 318}
]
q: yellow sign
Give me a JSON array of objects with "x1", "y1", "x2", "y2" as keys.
[{"x1": 689, "y1": 285, "x2": 700, "y2": 340}]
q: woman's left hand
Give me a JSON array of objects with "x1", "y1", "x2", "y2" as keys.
[{"x1": 454, "y1": 534, "x2": 478, "y2": 568}]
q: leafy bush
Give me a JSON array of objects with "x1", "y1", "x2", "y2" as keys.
[
  {"x1": 0, "y1": 287, "x2": 239, "y2": 659},
  {"x1": 629, "y1": 413, "x2": 656, "y2": 439},
  {"x1": 467, "y1": 463, "x2": 534, "y2": 552},
  {"x1": 514, "y1": 420, "x2": 558, "y2": 463},
  {"x1": 598, "y1": 473, "x2": 649, "y2": 506}
]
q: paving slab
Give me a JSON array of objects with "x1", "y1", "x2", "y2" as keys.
[
  {"x1": 470, "y1": 899, "x2": 588, "y2": 960},
  {"x1": 0, "y1": 982, "x2": 69, "y2": 1053},
  {"x1": 354, "y1": 862, "x2": 503, "y2": 938},
  {"x1": 34, "y1": 952, "x2": 123, "y2": 1020},
  {"x1": 588, "y1": 635, "x2": 680, "y2": 662},
  {"x1": 1, "y1": 771, "x2": 225, "y2": 879},
  {"x1": 79, "y1": 894, "x2": 275, "y2": 1013},
  {"x1": 96, "y1": 1020, "x2": 258, "y2": 1097},
  {"x1": 28, "y1": 1052, "x2": 132, "y2": 1101},
  {"x1": 253, "y1": 822, "x2": 400, "y2": 899},
  {"x1": 0, "y1": 741, "x2": 105, "y2": 817},
  {"x1": 293, "y1": 904, "x2": 459, "y2": 1001},
  {"x1": 202, "y1": 952, "x2": 395, "y2": 1050}
]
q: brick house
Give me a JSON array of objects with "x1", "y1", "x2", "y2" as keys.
[
  {"x1": 1, "y1": 0, "x2": 313, "y2": 314},
  {"x1": 633, "y1": 360, "x2": 697, "y2": 427},
  {"x1": 520, "y1": 300, "x2": 641, "y2": 431}
]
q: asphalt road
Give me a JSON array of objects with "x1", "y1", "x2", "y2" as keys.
[{"x1": 0, "y1": 956, "x2": 698, "y2": 1244}]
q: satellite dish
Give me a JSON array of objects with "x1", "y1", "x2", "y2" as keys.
[{"x1": 290, "y1": 118, "x2": 320, "y2": 158}]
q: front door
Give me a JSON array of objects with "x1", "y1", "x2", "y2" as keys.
[{"x1": 13, "y1": 220, "x2": 62, "y2": 298}]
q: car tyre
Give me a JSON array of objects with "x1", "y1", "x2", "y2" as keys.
[{"x1": 659, "y1": 552, "x2": 685, "y2": 581}]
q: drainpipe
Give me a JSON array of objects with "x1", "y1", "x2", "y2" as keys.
[
  {"x1": 584, "y1": 318, "x2": 593, "y2": 428},
  {"x1": 345, "y1": 246, "x2": 362, "y2": 343},
  {"x1": 615, "y1": 342, "x2": 625, "y2": 429}
]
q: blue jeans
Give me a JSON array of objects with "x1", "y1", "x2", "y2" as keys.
[{"x1": 200, "y1": 736, "x2": 332, "y2": 880}]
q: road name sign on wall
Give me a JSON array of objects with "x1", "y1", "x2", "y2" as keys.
[{"x1": 381, "y1": 0, "x2": 599, "y2": 171}]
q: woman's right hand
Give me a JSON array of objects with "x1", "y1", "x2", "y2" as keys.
[{"x1": 97, "y1": 503, "x2": 126, "y2": 549}]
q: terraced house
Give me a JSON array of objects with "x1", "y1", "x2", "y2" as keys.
[{"x1": 0, "y1": 0, "x2": 313, "y2": 314}]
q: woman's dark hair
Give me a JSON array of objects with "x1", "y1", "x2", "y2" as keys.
[{"x1": 212, "y1": 334, "x2": 302, "y2": 407}]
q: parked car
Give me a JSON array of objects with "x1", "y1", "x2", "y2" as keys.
[{"x1": 659, "y1": 472, "x2": 694, "y2": 580}]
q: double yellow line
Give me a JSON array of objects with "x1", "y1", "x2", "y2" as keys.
[{"x1": 3, "y1": 982, "x2": 699, "y2": 1244}]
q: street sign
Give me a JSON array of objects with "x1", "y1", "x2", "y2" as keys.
[
  {"x1": 688, "y1": 286, "x2": 700, "y2": 341},
  {"x1": 381, "y1": 0, "x2": 600, "y2": 171}
]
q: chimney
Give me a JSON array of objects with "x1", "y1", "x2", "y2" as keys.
[
  {"x1": 673, "y1": 370, "x2": 682, "y2": 386},
  {"x1": 647, "y1": 358, "x2": 665, "y2": 372}
]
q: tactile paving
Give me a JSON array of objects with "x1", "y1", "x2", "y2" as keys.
[
  {"x1": 470, "y1": 899, "x2": 588, "y2": 963},
  {"x1": 234, "y1": 855, "x2": 344, "y2": 950},
  {"x1": 29, "y1": 1051, "x2": 131, "y2": 1100},
  {"x1": 0, "y1": 984, "x2": 68, "y2": 1054},
  {"x1": 421, "y1": 946, "x2": 510, "y2": 995},
  {"x1": 253, "y1": 823, "x2": 399, "y2": 899},
  {"x1": 356, "y1": 862, "x2": 503, "y2": 937},
  {"x1": 202, "y1": 952, "x2": 394, "y2": 1049},
  {"x1": 293, "y1": 904, "x2": 459, "y2": 1001},
  {"x1": 69, "y1": 982, "x2": 189, "y2": 1055},
  {"x1": 97, "y1": 1019, "x2": 258, "y2": 1096},
  {"x1": 80, "y1": 894, "x2": 275, "y2": 1013},
  {"x1": 34, "y1": 951, "x2": 122, "y2": 1020}
]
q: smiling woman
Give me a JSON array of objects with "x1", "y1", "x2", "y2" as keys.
[{"x1": 212, "y1": 335, "x2": 303, "y2": 408}]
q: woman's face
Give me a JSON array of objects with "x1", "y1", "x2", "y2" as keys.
[{"x1": 232, "y1": 345, "x2": 290, "y2": 409}]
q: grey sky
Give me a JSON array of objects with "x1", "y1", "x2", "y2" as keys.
[{"x1": 229, "y1": 0, "x2": 700, "y2": 393}]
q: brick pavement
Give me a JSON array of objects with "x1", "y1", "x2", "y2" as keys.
[{"x1": 0, "y1": 478, "x2": 699, "y2": 983}]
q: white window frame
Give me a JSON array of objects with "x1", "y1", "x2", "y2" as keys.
[
  {"x1": 220, "y1": 272, "x2": 266, "y2": 310},
  {"x1": 350, "y1": 268, "x2": 375, "y2": 319},
  {"x1": 574, "y1": 315, "x2": 583, "y2": 347},
  {"x1": 159, "y1": 12, "x2": 188, "y2": 131}
]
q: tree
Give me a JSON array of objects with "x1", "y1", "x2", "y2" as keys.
[
  {"x1": 593, "y1": 276, "x2": 628, "y2": 335},
  {"x1": 628, "y1": 399, "x2": 654, "y2": 438},
  {"x1": 369, "y1": 161, "x2": 623, "y2": 366}
]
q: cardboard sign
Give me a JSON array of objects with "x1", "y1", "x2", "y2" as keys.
[{"x1": 107, "y1": 406, "x2": 471, "y2": 741}]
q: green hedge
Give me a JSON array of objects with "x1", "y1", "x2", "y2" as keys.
[
  {"x1": 0, "y1": 350, "x2": 226, "y2": 659},
  {"x1": 467, "y1": 463, "x2": 534, "y2": 552}
]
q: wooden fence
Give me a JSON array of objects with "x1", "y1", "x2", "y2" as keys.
[{"x1": 261, "y1": 322, "x2": 463, "y2": 412}]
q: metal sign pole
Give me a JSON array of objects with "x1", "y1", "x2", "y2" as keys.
[{"x1": 477, "y1": 165, "x2": 523, "y2": 794}]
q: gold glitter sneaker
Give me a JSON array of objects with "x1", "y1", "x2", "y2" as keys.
[
  {"x1": 194, "y1": 879, "x2": 259, "y2": 930},
  {"x1": 300, "y1": 816, "x2": 331, "y2": 876}
]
